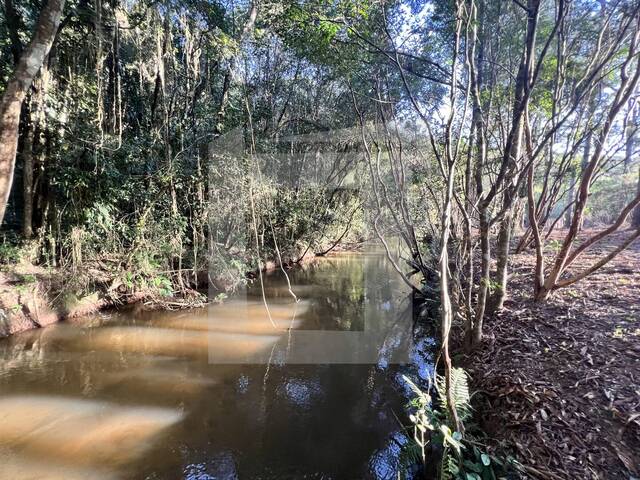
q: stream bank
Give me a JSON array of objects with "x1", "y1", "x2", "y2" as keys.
[
  {"x1": 0, "y1": 247, "x2": 343, "y2": 338},
  {"x1": 0, "y1": 264, "x2": 195, "y2": 338}
]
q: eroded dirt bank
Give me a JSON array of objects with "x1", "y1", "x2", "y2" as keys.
[
  {"x1": 0, "y1": 249, "x2": 331, "y2": 338},
  {"x1": 462, "y1": 229, "x2": 640, "y2": 479},
  {"x1": 0, "y1": 266, "x2": 151, "y2": 338}
]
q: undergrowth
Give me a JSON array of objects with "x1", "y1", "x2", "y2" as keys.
[{"x1": 402, "y1": 370, "x2": 521, "y2": 480}]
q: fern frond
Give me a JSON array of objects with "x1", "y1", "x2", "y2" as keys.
[
  {"x1": 398, "y1": 441, "x2": 423, "y2": 475},
  {"x1": 436, "y1": 367, "x2": 471, "y2": 424},
  {"x1": 439, "y1": 445, "x2": 460, "y2": 480}
]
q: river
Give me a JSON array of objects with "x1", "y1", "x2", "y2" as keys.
[{"x1": 0, "y1": 249, "x2": 435, "y2": 479}]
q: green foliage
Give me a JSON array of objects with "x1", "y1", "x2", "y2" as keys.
[
  {"x1": 403, "y1": 372, "x2": 467, "y2": 476},
  {"x1": 403, "y1": 371, "x2": 515, "y2": 480},
  {"x1": 268, "y1": 0, "x2": 376, "y2": 73},
  {"x1": 0, "y1": 241, "x2": 22, "y2": 264},
  {"x1": 437, "y1": 367, "x2": 471, "y2": 424}
]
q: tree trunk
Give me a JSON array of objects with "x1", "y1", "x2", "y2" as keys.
[
  {"x1": 0, "y1": 0, "x2": 66, "y2": 226},
  {"x1": 491, "y1": 198, "x2": 514, "y2": 312},
  {"x1": 22, "y1": 65, "x2": 49, "y2": 239},
  {"x1": 472, "y1": 208, "x2": 490, "y2": 347},
  {"x1": 575, "y1": 130, "x2": 592, "y2": 231},
  {"x1": 465, "y1": 0, "x2": 487, "y2": 349},
  {"x1": 462, "y1": 123, "x2": 475, "y2": 350},
  {"x1": 474, "y1": 0, "x2": 538, "y2": 318},
  {"x1": 563, "y1": 135, "x2": 587, "y2": 228},
  {"x1": 623, "y1": 101, "x2": 638, "y2": 173},
  {"x1": 22, "y1": 119, "x2": 35, "y2": 238},
  {"x1": 633, "y1": 166, "x2": 640, "y2": 228}
]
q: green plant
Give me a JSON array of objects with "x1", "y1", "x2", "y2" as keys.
[
  {"x1": 213, "y1": 292, "x2": 228, "y2": 303},
  {"x1": 437, "y1": 368, "x2": 471, "y2": 424},
  {"x1": 547, "y1": 239, "x2": 562, "y2": 252},
  {"x1": 403, "y1": 370, "x2": 509, "y2": 480},
  {"x1": 403, "y1": 374, "x2": 465, "y2": 479},
  {"x1": 458, "y1": 446, "x2": 503, "y2": 480},
  {"x1": 479, "y1": 278, "x2": 502, "y2": 295},
  {"x1": 0, "y1": 242, "x2": 21, "y2": 264},
  {"x1": 152, "y1": 275, "x2": 173, "y2": 297},
  {"x1": 404, "y1": 375, "x2": 436, "y2": 466},
  {"x1": 20, "y1": 274, "x2": 37, "y2": 284}
]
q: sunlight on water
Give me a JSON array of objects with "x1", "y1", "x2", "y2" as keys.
[
  {"x1": 154, "y1": 300, "x2": 309, "y2": 334},
  {"x1": 0, "y1": 396, "x2": 182, "y2": 467},
  {"x1": 85, "y1": 326, "x2": 281, "y2": 360},
  {"x1": 0, "y1": 454, "x2": 118, "y2": 480},
  {"x1": 0, "y1": 249, "x2": 433, "y2": 479},
  {"x1": 102, "y1": 365, "x2": 220, "y2": 398}
]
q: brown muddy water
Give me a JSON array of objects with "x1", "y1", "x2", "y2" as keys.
[{"x1": 0, "y1": 250, "x2": 436, "y2": 480}]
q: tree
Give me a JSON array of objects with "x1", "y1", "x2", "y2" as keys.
[
  {"x1": 532, "y1": 9, "x2": 640, "y2": 301},
  {"x1": 0, "y1": 0, "x2": 66, "y2": 226},
  {"x1": 635, "y1": 166, "x2": 640, "y2": 228}
]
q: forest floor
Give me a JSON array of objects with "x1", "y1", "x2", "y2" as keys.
[{"x1": 462, "y1": 228, "x2": 640, "y2": 480}]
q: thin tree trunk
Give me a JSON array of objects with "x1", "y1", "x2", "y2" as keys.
[
  {"x1": 213, "y1": 0, "x2": 258, "y2": 135},
  {"x1": 623, "y1": 99, "x2": 638, "y2": 173},
  {"x1": 22, "y1": 66, "x2": 48, "y2": 239},
  {"x1": 523, "y1": 112, "x2": 545, "y2": 295},
  {"x1": 634, "y1": 167, "x2": 640, "y2": 228},
  {"x1": 491, "y1": 197, "x2": 514, "y2": 312},
  {"x1": 22, "y1": 117, "x2": 35, "y2": 238},
  {"x1": 462, "y1": 124, "x2": 475, "y2": 350},
  {"x1": 472, "y1": 208, "x2": 490, "y2": 346},
  {"x1": 463, "y1": 0, "x2": 485, "y2": 350},
  {"x1": 565, "y1": 131, "x2": 591, "y2": 228},
  {"x1": 476, "y1": 0, "x2": 539, "y2": 318},
  {"x1": 0, "y1": 0, "x2": 65, "y2": 226},
  {"x1": 439, "y1": 0, "x2": 464, "y2": 433},
  {"x1": 487, "y1": 0, "x2": 536, "y2": 312}
]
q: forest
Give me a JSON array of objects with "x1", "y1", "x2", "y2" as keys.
[{"x1": 0, "y1": 0, "x2": 639, "y2": 479}]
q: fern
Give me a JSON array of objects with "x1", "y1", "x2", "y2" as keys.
[
  {"x1": 398, "y1": 442, "x2": 424, "y2": 480},
  {"x1": 404, "y1": 370, "x2": 506, "y2": 480},
  {"x1": 440, "y1": 446, "x2": 460, "y2": 480},
  {"x1": 403, "y1": 371, "x2": 474, "y2": 480},
  {"x1": 436, "y1": 367, "x2": 471, "y2": 424}
]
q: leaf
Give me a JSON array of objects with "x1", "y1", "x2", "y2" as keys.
[
  {"x1": 613, "y1": 442, "x2": 638, "y2": 474},
  {"x1": 481, "y1": 453, "x2": 491, "y2": 466},
  {"x1": 436, "y1": 367, "x2": 471, "y2": 423},
  {"x1": 440, "y1": 425, "x2": 464, "y2": 452},
  {"x1": 463, "y1": 460, "x2": 483, "y2": 473}
]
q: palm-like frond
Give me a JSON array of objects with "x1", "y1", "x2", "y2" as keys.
[
  {"x1": 437, "y1": 367, "x2": 471, "y2": 424},
  {"x1": 440, "y1": 446, "x2": 460, "y2": 480}
]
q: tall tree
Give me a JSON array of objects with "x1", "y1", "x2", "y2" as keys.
[
  {"x1": 0, "y1": 0, "x2": 66, "y2": 226},
  {"x1": 534, "y1": 14, "x2": 640, "y2": 301}
]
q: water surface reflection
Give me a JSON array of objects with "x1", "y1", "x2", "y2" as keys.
[{"x1": 0, "y1": 249, "x2": 435, "y2": 479}]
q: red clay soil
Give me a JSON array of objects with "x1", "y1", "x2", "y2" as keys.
[{"x1": 461, "y1": 228, "x2": 640, "y2": 480}]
